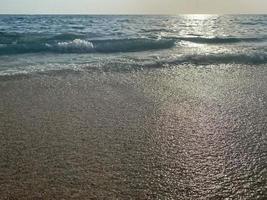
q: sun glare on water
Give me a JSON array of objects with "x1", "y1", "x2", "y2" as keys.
[{"x1": 185, "y1": 14, "x2": 217, "y2": 20}]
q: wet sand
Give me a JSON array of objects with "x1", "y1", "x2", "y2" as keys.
[{"x1": 0, "y1": 65, "x2": 266, "y2": 199}]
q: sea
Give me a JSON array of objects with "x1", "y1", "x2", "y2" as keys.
[
  {"x1": 0, "y1": 15, "x2": 266, "y2": 199},
  {"x1": 0, "y1": 15, "x2": 266, "y2": 75}
]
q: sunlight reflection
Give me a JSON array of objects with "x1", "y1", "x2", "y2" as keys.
[
  {"x1": 184, "y1": 14, "x2": 217, "y2": 20},
  {"x1": 181, "y1": 14, "x2": 219, "y2": 37}
]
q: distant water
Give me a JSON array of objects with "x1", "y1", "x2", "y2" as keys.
[{"x1": 0, "y1": 15, "x2": 266, "y2": 75}]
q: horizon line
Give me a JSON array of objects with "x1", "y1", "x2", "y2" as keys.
[{"x1": 0, "y1": 13, "x2": 266, "y2": 15}]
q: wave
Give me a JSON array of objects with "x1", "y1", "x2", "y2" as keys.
[
  {"x1": 0, "y1": 38, "x2": 176, "y2": 55},
  {"x1": 170, "y1": 36, "x2": 264, "y2": 44},
  {"x1": 1, "y1": 51, "x2": 266, "y2": 76},
  {"x1": 111, "y1": 52, "x2": 267, "y2": 69},
  {"x1": 90, "y1": 38, "x2": 175, "y2": 53},
  {"x1": 169, "y1": 52, "x2": 267, "y2": 65}
]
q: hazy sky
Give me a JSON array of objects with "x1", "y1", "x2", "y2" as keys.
[{"x1": 0, "y1": 0, "x2": 266, "y2": 14}]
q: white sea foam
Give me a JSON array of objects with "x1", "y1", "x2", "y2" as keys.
[{"x1": 57, "y1": 39, "x2": 94, "y2": 52}]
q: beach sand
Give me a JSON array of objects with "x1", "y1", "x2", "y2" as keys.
[{"x1": 0, "y1": 65, "x2": 266, "y2": 199}]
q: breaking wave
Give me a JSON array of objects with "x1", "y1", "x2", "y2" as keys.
[
  {"x1": 0, "y1": 36, "x2": 176, "y2": 55},
  {"x1": 55, "y1": 39, "x2": 94, "y2": 53}
]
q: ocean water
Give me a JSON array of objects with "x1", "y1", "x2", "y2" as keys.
[
  {"x1": 0, "y1": 15, "x2": 266, "y2": 75},
  {"x1": 0, "y1": 15, "x2": 266, "y2": 199}
]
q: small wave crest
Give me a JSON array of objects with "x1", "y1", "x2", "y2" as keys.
[{"x1": 55, "y1": 39, "x2": 94, "y2": 53}]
